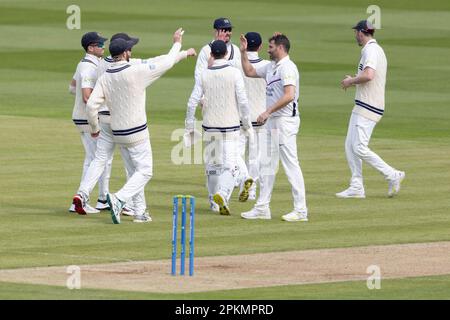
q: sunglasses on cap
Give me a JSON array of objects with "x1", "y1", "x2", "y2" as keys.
[{"x1": 90, "y1": 42, "x2": 105, "y2": 48}]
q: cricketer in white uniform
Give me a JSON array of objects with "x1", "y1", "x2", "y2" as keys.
[
  {"x1": 338, "y1": 20, "x2": 405, "y2": 198},
  {"x1": 74, "y1": 32, "x2": 182, "y2": 217},
  {"x1": 73, "y1": 33, "x2": 147, "y2": 216},
  {"x1": 240, "y1": 33, "x2": 308, "y2": 222},
  {"x1": 85, "y1": 29, "x2": 193, "y2": 224},
  {"x1": 69, "y1": 31, "x2": 109, "y2": 214},
  {"x1": 186, "y1": 17, "x2": 243, "y2": 212},
  {"x1": 236, "y1": 32, "x2": 270, "y2": 203},
  {"x1": 185, "y1": 40, "x2": 252, "y2": 216}
]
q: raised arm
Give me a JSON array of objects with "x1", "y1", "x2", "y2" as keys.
[
  {"x1": 139, "y1": 48, "x2": 196, "y2": 65},
  {"x1": 239, "y1": 34, "x2": 259, "y2": 78}
]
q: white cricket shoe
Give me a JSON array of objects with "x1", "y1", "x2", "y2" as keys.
[
  {"x1": 388, "y1": 171, "x2": 405, "y2": 197},
  {"x1": 72, "y1": 194, "x2": 86, "y2": 215},
  {"x1": 107, "y1": 193, "x2": 124, "y2": 224},
  {"x1": 213, "y1": 192, "x2": 230, "y2": 216},
  {"x1": 85, "y1": 204, "x2": 100, "y2": 214},
  {"x1": 241, "y1": 207, "x2": 271, "y2": 220},
  {"x1": 335, "y1": 188, "x2": 366, "y2": 199},
  {"x1": 72, "y1": 194, "x2": 100, "y2": 215},
  {"x1": 281, "y1": 211, "x2": 308, "y2": 222},
  {"x1": 121, "y1": 206, "x2": 136, "y2": 216},
  {"x1": 133, "y1": 212, "x2": 152, "y2": 223},
  {"x1": 68, "y1": 204, "x2": 76, "y2": 213},
  {"x1": 95, "y1": 199, "x2": 110, "y2": 210}
]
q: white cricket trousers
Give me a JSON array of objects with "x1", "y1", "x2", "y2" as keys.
[
  {"x1": 345, "y1": 112, "x2": 396, "y2": 190},
  {"x1": 78, "y1": 124, "x2": 149, "y2": 214},
  {"x1": 204, "y1": 131, "x2": 239, "y2": 202},
  {"x1": 255, "y1": 116, "x2": 307, "y2": 213},
  {"x1": 79, "y1": 130, "x2": 111, "y2": 200}
]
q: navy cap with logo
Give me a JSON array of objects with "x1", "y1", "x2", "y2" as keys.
[
  {"x1": 81, "y1": 32, "x2": 108, "y2": 50},
  {"x1": 210, "y1": 40, "x2": 227, "y2": 56},
  {"x1": 111, "y1": 33, "x2": 139, "y2": 48},
  {"x1": 245, "y1": 32, "x2": 262, "y2": 50},
  {"x1": 109, "y1": 38, "x2": 136, "y2": 57},
  {"x1": 213, "y1": 17, "x2": 232, "y2": 29},
  {"x1": 352, "y1": 20, "x2": 375, "y2": 34}
]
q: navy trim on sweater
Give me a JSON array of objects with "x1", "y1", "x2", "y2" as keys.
[
  {"x1": 267, "y1": 78, "x2": 281, "y2": 86},
  {"x1": 202, "y1": 124, "x2": 240, "y2": 132},
  {"x1": 106, "y1": 64, "x2": 131, "y2": 73},
  {"x1": 112, "y1": 123, "x2": 147, "y2": 136},
  {"x1": 355, "y1": 99, "x2": 384, "y2": 116},
  {"x1": 81, "y1": 59, "x2": 97, "y2": 67},
  {"x1": 208, "y1": 65, "x2": 230, "y2": 70},
  {"x1": 228, "y1": 45, "x2": 234, "y2": 60},
  {"x1": 240, "y1": 121, "x2": 263, "y2": 127},
  {"x1": 98, "y1": 111, "x2": 110, "y2": 116},
  {"x1": 73, "y1": 119, "x2": 89, "y2": 125}
]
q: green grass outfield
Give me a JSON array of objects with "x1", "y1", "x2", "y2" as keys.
[
  {"x1": 0, "y1": 0, "x2": 449, "y2": 299},
  {"x1": 1, "y1": 274, "x2": 450, "y2": 300}
]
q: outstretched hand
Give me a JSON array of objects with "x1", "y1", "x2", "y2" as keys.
[
  {"x1": 173, "y1": 28, "x2": 184, "y2": 43},
  {"x1": 239, "y1": 34, "x2": 247, "y2": 52},
  {"x1": 186, "y1": 48, "x2": 197, "y2": 57}
]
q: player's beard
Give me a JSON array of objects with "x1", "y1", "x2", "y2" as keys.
[{"x1": 268, "y1": 51, "x2": 275, "y2": 61}]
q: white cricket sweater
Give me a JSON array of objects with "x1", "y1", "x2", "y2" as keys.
[
  {"x1": 71, "y1": 53, "x2": 100, "y2": 133},
  {"x1": 87, "y1": 42, "x2": 183, "y2": 145},
  {"x1": 353, "y1": 39, "x2": 387, "y2": 123},
  {"x1": 186, "y1": 59, "x2": 249, "y2": 132},
  {"x1": 245, "y1": 52, "x2": 270, "y2": 126}
]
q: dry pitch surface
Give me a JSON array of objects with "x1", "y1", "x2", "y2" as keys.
[{"x1": 0, "y1": 241, "x2": 449, "y2": 293}]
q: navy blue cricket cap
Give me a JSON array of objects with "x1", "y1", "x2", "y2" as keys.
[
  {"x1": 245, "y1": 32, "x2": 262, "y2": 49},
  {"x1": 109, "y1": 38, "x2": 135, "y2": 57},
  {"x1": 352, "y1": 20, "x2": 375, "y2": 34},
  {"x1": 213, "y1": 17, "x2": 232, "y2": 29},
  {"x1": 111, "y1": 33, "x2": 139, "y2": 47},
  {"x1": 210, "y1": 40, "x2": 227, "y2": 56},
  {"x1": 81, "y1": 32, "x2": 108, "y2": 50}
]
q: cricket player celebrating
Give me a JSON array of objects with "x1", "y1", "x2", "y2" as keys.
[
  {"x1": 69, "y1": 31, "x2": 109, "y2": 214},
  {"x1": 186, "y1": 17, "x2": 243, "y2": 212},
  {"x1": 185, "y1": 40, "x2": 252, "y2": 216},
  {"x1": 236, "y1": 32, "x2": 271, "y2": 202},
  {"x1": 74, "y1": 32, "x2": 192, "y2": 217},
  {"x1": 337, "y1": 20, "x2": 405, "y2": 198},
  {"x1": 239, "y1": 33, "x2": 308, "y2": 222},
  {"x1": 85, "y1": 28, "x2": 195, "y2": 224}
]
